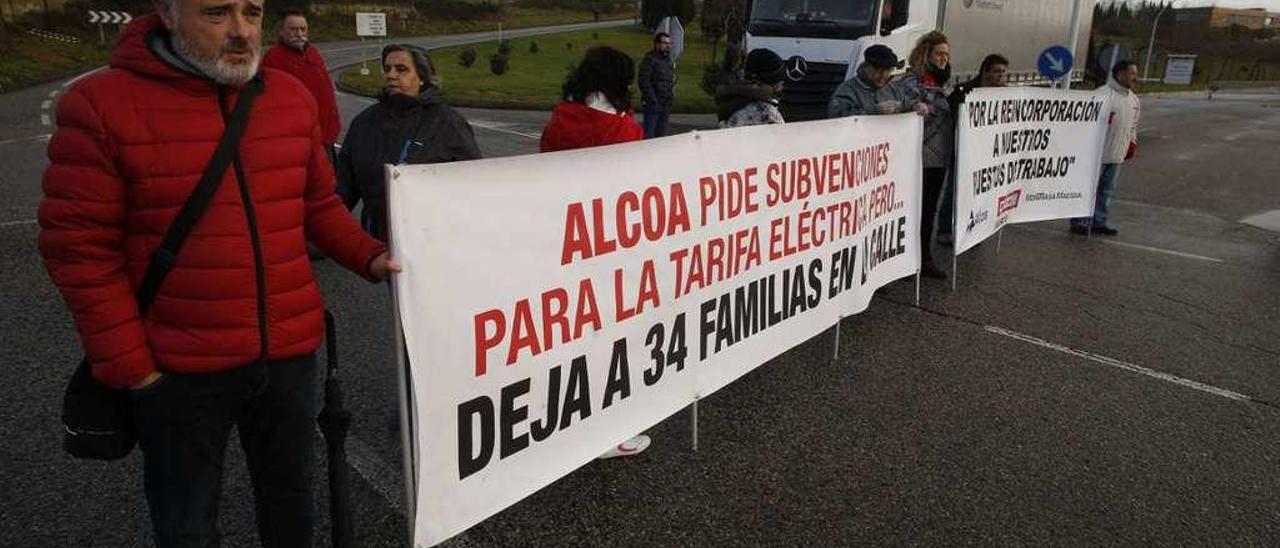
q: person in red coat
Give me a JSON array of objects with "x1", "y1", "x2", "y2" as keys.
[
  {"x1": 37, "y1": 2, "x2": 397, "y2": 546},
  {"x1": 260, "y1": 9, "x2": 341, "y2": 158},
  {"x1": 539, "y1": 47, "x2": 651, "y2": 459},
  {"x1": 540, "y1": 46, "x2": 645, "y2": 153}
]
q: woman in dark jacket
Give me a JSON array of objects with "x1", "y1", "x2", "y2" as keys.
[{"x1": 338, "y1": 44, "x2": 482, "y2": 240}]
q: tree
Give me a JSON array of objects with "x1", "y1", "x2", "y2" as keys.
[
  {"x1": 673, "y1": 0, "x2": 696, "y2": 25},
  {"x1": 701, "y1": 0, "x2": 747, "y2": 63},
  {"x1": 641, "y1": 0, "x2": 674, "y2": 30}
]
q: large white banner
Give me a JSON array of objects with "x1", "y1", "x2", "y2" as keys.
[
  {"x1": 388, "y1": 114, "x2": 923, "y2": 547},
  {"x1": 953, "y1": 87, "x2": 1111, "y2": 254}
]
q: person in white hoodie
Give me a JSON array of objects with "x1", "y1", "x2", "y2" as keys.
[{"x1": 1072, "y1": 60, "x2": 1141, "y2": 236}]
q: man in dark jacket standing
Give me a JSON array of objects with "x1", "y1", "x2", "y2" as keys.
[
  {"x1": 261, "y1": 9, "x2": 341, "y2": 159},
  {"x1": 38, "y1": 2, "x2": 398, "y2": 546},
  {"x1": 637, "y1": 32, "x2": 675, "y2": 138}
]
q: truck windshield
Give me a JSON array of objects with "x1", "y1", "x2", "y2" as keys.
[{"x1": 749, "y1": 0, "x2": 879, "y2": 40}]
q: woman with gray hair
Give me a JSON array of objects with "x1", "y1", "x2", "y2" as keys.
[{"x1": 337, "y1": 44, "x2": 481, "y2": 241}]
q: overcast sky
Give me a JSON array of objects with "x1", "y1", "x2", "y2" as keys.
[{"x1": 1118, "y1": 0, "x2": 1280, "y2": 9}]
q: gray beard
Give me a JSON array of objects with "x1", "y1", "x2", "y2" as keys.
[{"x1": 172, "y1": 30, "x2": 261, "y2": 86}]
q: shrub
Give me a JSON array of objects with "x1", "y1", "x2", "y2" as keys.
[
  {"x1": 529, "y1": 41, "x2": 540, "y2": 54},
  {"x1": 497, "y1": 39, "x2": 514, "y2": 56},
  {"x1": 490, "y1": 53, "x2": 510, "y2": 75},
  {"x1": 459, "y1": 47, "x2": 478, "y2": 68}
]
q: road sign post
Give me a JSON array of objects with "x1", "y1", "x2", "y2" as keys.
[
  {"x1": 1038, "y1": 45, "x2": 1074, "y2": 87},
  {"x1": 356, "y1": 12, "x2": 388, "y2": 77},
  {"x1": 87, "y1": 10, "x2": 132, "y2": 44},
  {"x1": 1163, "y1": 54, "x2": 1197, "y2": 85}
]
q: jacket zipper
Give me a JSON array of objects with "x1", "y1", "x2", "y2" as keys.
[{"x1": 220, "y1": 88, "x2": 270, "y2": 361}]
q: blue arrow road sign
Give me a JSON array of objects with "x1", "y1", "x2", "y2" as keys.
[{"x1": 1038, "y1": 45, "x2": 1073, "y2": 80}]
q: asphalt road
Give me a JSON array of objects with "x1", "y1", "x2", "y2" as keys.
[{"x1": 1, "y1": 27, "x2": 1278, "y2": 547}]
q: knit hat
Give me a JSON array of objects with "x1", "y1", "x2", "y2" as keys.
[{"x1": 744, "y1": 48, "x2": 786, "y2": 85}]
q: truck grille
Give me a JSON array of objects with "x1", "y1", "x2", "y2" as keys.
[{"x1": 781, "y1": 61, "x2": 848, "y2": 122}]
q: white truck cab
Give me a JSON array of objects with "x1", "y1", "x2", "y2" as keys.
[{"x1": 745, "y1": 0, "x2": 1093, "y2": 120}]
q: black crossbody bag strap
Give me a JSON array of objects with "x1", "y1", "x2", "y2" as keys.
[{"x1": 135, "y1": 76, "x2": 263, "y2": 313}]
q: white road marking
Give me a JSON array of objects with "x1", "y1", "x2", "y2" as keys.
[
  {"x1": 985, "y1": 325, "x2": 1254, "y2": 402},
  {"x1": 469, "y1": 120, "x2": 540, "y2": 140},
  {"x1": 0, "y1": 219, "x2": 37, "y2": 228},
  {"x1": 62, "y1": 66, "x2": 105, "y2": 88},
  {"x1": 41, "y1": 100, "x2": 51, "y2": 110},
  {"x1": 1013, "y1": 225, "x2": 1223, "y2": 263},
  {"x1": 41, "y1": 114, "x2": 51, "y2": 126},
  {"x1": 47, "y1": 90, "x2": 58, "y2": 98},
  {"x1": 1099, "y1": 239, "x2": 1225, "y2": 263},
  {"x1": 336, "y1": 92, "x2": 541, "y2": 140},
  {"x1": 337, "y1": 91, "x2": 375, "y2": 104},
  {"x1": 1241, "y1": 210, "x2": 1280, "y2": 232}
]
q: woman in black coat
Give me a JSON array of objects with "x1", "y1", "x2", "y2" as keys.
[{"x1": 337, "y1": 44, "x2": 482, "y2": 241}]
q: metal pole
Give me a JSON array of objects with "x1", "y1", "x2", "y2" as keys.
[
  {"x1": 996, "y1": 227, "x2": 1004, "y2": 255},
  {"x1": 1143, "y1": 4, "x2": 1170, "y2": 82},
  {"x1": 914, "y1": 271, "x2": 921, "y2": 307},
  {"x1": 950, "y1": 251, "x2": 957, "y2": 293},
  {"x1": 831, "y1": 319, "x2": 841, "y2": 363},
  {"x1": 1064, "y1": 0, "x2": 1085, "y2": 90},
  {"x1": 391, "y1": 288, "x2": 416, "y2": 542},
  {"x1": 690, "y1": 399, "x2": 699, "y2": 451}
]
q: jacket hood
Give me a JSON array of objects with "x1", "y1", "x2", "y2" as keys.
[
  {"x1": 540, "y1": 101, "x2": 643, "y2": 153},
  {"x1": 378, "y1": 85, "x2": 441, "y2": 109},
  {"x1": 111, "y1": 13, "x2": 212, "y2": 89}
]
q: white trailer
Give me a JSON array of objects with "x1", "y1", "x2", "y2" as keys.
[{"x1": 745, "y1": 0, "x2": 1095, "y2": 120}]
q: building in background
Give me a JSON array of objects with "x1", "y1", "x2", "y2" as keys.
[{"x1": 1174, "y1": 7, "x2": 1278, "y2": 30}]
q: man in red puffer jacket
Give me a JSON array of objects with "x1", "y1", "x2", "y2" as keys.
[
  {"x1": 260, "y1": 9, "x2": 341, "y2": 158},
  {"x1": 37, "y1": 2, "x2": 398, "y2": 546}
]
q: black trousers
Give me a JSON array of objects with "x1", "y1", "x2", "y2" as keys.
[
  {"x1": 920, "y1": 167, "x2": 948, "y2": 261},
  {"x1": 131, "y1": 355, "x2": 319, "y2": 548}
]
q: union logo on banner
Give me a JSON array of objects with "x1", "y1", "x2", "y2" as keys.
[{"x1": 997, "y1": 189, "x2": 1022, "y2": 217}]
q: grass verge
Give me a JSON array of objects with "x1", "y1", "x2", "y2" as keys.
[
  {"x1": 0, "y1": 32, "x2": 110, "y2": 92},
  {"x1": 0, "y1": 7, "x2": 630, "y2": 94},
  {"x1": 338, "y1": 25, "x2": 717, "y2": 114}
]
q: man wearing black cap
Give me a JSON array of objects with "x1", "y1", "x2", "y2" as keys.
[
  {"x1": 828, "y1": 44, "x2": 920, "y2": 118},
  {"x1": 718, "y1": 48, "x2": 787, "y2": 128}
]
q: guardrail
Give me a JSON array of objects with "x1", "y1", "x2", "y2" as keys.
[{"x1": 1208, "y1": 80, "x2": 1280, "y2": 90}]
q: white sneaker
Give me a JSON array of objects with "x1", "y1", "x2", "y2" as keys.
[{"x1": 597, "y1": 434, "x2": 651, "y2": 459}]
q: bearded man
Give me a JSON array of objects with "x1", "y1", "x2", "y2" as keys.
[{"x1": 38, "y1": 1, "x2": 398, "y2": 545}]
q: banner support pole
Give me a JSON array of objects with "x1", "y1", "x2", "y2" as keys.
[
  {"x1": 392, "y1": 290, "x2": 416, "y2": 541},
  {"x1": 690, "y1": 398, "x2": 699, "y2": 452},
  {"x1": 831, "y1": 318, "x2": 842, "y2": 363},
  {"x1": 951, "y1": 252, "x2": 958, "y2": 293},
  {"x1": 996, "y1": 227, "x2": 1004, "y2": 255},
  {"x1": 914, "y1": 271, "x2": 921, "y2": 307}
]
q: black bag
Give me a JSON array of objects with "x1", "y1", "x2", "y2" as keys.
[{"x1": 61, "y1": 78, "x2": 264, "y2": 460}]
